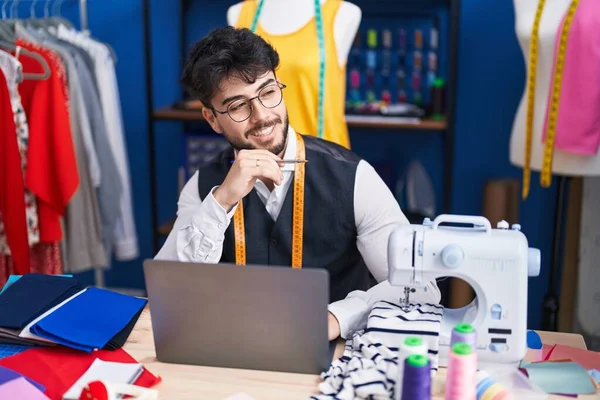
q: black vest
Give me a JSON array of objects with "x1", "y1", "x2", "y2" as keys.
[{"x1": 197, "y1": 135, "x2": 373, "y2": 303}]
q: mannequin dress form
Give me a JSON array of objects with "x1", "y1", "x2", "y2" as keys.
[
  {"x1": 228, "y1": 0, "x2": 361, "y2": 149},
  {"x1": 510, "y1": 0, "x2": 600, "y2": 177},
  {"x1": 510, "y1": 0, "x2": 600, "y2": 335}
]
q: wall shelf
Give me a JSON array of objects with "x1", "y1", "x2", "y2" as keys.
[
  {"x1": 344, "y1": 115, "x2": 447, "y2": 131},
  {"x1": 153, "y1": 106, "x2": 447, "y2": 131},
  {"x1": 153, "y1": 107, "x2": 204, "y2": 121}
]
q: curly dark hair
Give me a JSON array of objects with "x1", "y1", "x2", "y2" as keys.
[{"x1": 180, "y1": 26, "x2": 280, "y2": 108}]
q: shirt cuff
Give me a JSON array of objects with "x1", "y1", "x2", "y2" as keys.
[
  {"x1": 192, "y1": 186, "x2": 237, "y2": 236},
  {"x1": 113, "y1": 238, "x2": 139, "y2": 261},
  {"x1": 328, "y1": 295, "x2": 370, "y2": 340}
]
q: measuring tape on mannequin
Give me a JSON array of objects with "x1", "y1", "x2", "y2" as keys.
[
  {"x1": 232, "y1": 132, "x2": 306, "y2": 268},
  {"x1": 250, "y1": 0, "x2": 325, "y2": 140},
  {"x1": 522, "y1": 0, "x2": 580, "y2": 199}
]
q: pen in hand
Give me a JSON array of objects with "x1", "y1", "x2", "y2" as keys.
[
  {"x1": 278, "y1": 159, "x2": 308, "y2": 164},
  {"x1": 230, "y1": 159, "x2": 308, "y2": 164}
]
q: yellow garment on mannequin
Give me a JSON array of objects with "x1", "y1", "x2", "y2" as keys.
[{"x1": 235, "y1": 0, "x2": 351, "y2": 149}]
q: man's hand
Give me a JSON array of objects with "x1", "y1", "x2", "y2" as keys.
[
  {"x1": 213, "y1": 149, "x2": 284, "y2": 211},
  {"x1": 328, "y1": 311, "x2": 341, "y2": 341}
]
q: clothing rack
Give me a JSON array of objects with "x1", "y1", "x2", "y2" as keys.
[
  {"x1": 6, "y1": 0, "x2": 102, "y2": 287},
  {"x1": 79, "y1": 0, "x2": 88, "y2": 34}
]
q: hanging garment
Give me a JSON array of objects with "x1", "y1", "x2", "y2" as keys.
[
  {"x1": 235, "y1": 0, "x2": 351, "y2": 149},
  {"x1": 541, "y1": 0, "x2": 600, "y2": 155},
  {"x1": 17, "y1": 23, "x2": 101, "y2": 188},
  {"x1": 0, "y1": 67, "x2": 30, "y2": 275},
  {"x1": 15, "y1": 26, "x2": 109, "y2": 272},
  {"x1": 313, "y1": 301, "x2": 443, "y2": 400},
  {"x1": 0, "y1": 50, "x2": 39, "y2": 252},
  {"x1": 56, "y1": 25, "x2": 139, "y2": 261},
  {"x1": 0, "y1": 243, "x2": 63, "y2": 289},
  {"x1": 41, "y1": 27, "x2": 123, "y2": 262},
  {"x1": 15, "y1": 38, "x2": 79, "y2": 244},
  {"x1": 66, "y1": 43, "x2": 122, "y2": 261}
]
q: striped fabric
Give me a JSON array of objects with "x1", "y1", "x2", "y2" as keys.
[{"x1": 312, "y1": 301, "x2": 444, "y2": 400}]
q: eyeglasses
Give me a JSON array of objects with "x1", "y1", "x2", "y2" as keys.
[{"x1": 212, "y1": 83, "x2": 286, "y2": 123}]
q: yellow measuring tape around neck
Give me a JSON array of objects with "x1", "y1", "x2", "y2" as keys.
[
  {"x1": 233, "y1": 132, "x2": 306, "y2": 268},
  {"x1": 522, "y1": 0, "x2": 580, "y2": 199}
]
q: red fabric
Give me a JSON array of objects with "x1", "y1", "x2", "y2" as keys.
[
  {"x1": 16, "y1": 39, "x2": 79, "y2": 243},
  {"x1": 0, "y1": 347, "x2": 161, "y2": 400},
  {"x1": 0, "y1": 68, "x2": 30, "y2": 274},
  {"x1": 0, "y1": 242, "x2": 62, "y2": 288}
]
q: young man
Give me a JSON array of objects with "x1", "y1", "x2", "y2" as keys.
[{"x1": 155, "y1": 26, "x2": 441, "y2": 340}]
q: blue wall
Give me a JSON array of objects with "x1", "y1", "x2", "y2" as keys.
[{"x1": 47, "y1": 0, "x2": 561, "y2": 330}]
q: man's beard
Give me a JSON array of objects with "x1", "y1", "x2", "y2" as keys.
[{"x1": 226, "y1": 113, "x2": 289, "y2": 156}]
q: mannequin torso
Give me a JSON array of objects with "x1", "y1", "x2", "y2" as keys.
[
  {"x1": 227, "y1": 0, "x2": 361, "y2": 67},
  {"x1": 227, "y1": 0, "x2": 361, "y2": 148},
  {"x1": 510, "y1": 0, "x2": 600, "y2": 176}
]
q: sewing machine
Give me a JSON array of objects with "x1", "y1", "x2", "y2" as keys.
[{"x1": 388, "y1": 214, "x2": 541, "y2": 368}]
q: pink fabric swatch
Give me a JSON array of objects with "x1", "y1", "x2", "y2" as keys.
[
  {"x1": 546, "y1": 344, "x2": 600, "y2": 370},
  {"x1": 0, "y1": 377, "x2": 49, "y2": 399},
  {"x1": 542, "y1": 0, "x2": 600, "y2": 155}
]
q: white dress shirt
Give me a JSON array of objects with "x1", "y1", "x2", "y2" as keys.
[{"x1": 155, "y1": 127, "x2": 441, "y2": 339}]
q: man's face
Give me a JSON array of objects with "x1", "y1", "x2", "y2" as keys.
[{"x1": 203, "y1": 71, "x2": 289, "y2": 157}]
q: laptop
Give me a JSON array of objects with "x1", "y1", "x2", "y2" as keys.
[{"x1": 142, "y1": 259, "x2": 335, "y2": 375}]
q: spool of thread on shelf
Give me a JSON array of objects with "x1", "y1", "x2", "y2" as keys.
[
  {"x1": 350, "y1": 70, "x2": 360, "y2": 89},
  {"x1": 451, "y1": 323, "x2": 477, "y2": 349},
  {"x1": 383, "y1": 29, "x2": 392, "y2": 49},
  {"x1": 430, "y1": 78, "x2": 445, "y2": 120},
  {"x1": 475, "y1": 371, "x2": 511, "y2": 400},
  {"x1": 367, "y1": 29, "x2": 378, "y2": 49},
  {"x1": 445, "y1": 343, "x2": 477, "y2": 400},
  {"x1": 401, "y1": 354, "x2": 431, "y2": 400},
  {"x1": 399, "y1": 28, "x2": 407, "y2": 50}
]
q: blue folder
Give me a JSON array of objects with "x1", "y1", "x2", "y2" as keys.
[
  {"x1": 0, "y1": 274, "x2": 73, "y2": 295},
  {"x1": 30, "y1": 287, "x2": 147, "y2": 353},
  {"x1": 0, "y1": 274, "x2": 82, "y2": 329}
]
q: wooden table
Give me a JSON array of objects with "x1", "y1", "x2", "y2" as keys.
[{"x1": 123, "y1": 308, "x2": 599, "y2": 400}]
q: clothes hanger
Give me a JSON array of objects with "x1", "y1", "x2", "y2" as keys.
[
  {"x1": 54, "y1": 0, "x2": 74, "y2": 28},
  {"x1": 38, "y1": 0, "x2": 60, "y2": 29},
  {"x1": 46, "y1": 0, "x2": 117, "y2": 63},
  {"x1": 25, "y1": 0, "x2": 50, "y2": 30},
  {"x1": 0, "y1": 0, "x2": 16, "y2": 41},
  {"x1": 0, "y1": 41, "x2": 51, "y2": 80}
]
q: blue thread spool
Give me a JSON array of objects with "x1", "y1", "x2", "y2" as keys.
[{"x1": 401, "y1": 354, "x2": 431, "y2": 400}]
